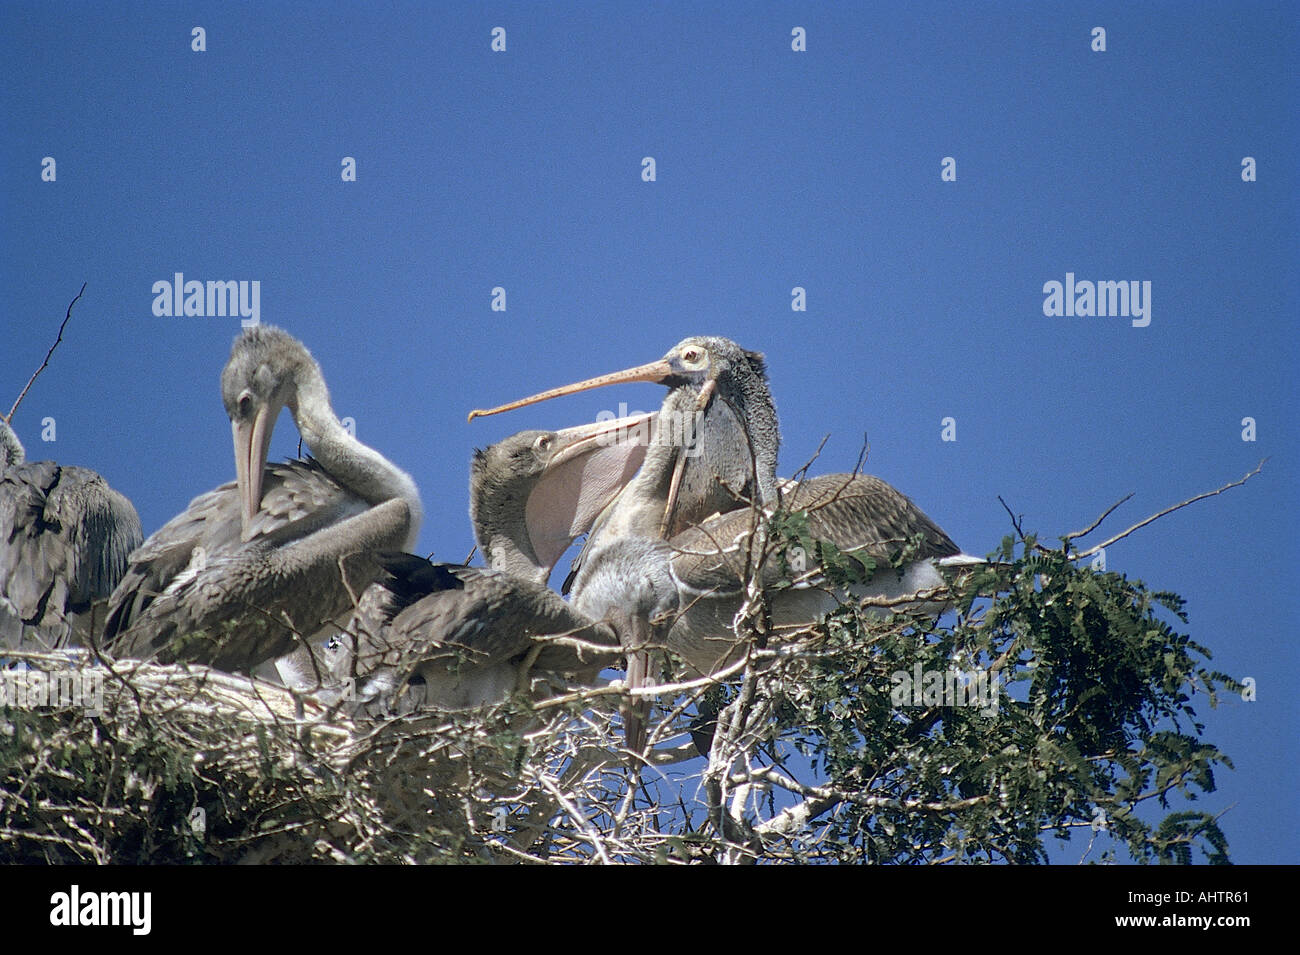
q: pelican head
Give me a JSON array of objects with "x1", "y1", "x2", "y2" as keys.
[
  {"x1": 470, "y1": 413, "x2": 655, "y2": 582},
  {"x1": 221, "y1": 325, "x2": 322, "y2": 540},
  {"x1": 469, "y1": 337, "x2": 768, "y2": 420}
]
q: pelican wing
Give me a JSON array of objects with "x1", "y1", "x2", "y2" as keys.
[
  {"x1": 1, "y1": 461, "x2": 142, "y2": 650},
  {"x1": 361, "y1": 556, "x2": 619, "y2": 676},
  {"x1": 102, "y1": 458, "x2": 369, "y2": 656},
  {"x1": 782, "y1": 473, "x2": 960, "y2": 561},
  {"x1": 669, "y1": 473, "x2": 961, "y2": 598}
]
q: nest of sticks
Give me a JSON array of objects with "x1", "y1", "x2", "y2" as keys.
[{"x1": 0, "y1": 650, "x2": 632, "y2": 863}]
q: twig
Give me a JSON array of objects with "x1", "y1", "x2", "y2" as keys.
[
  {"x1": 787, "y1": 434, "x2": 829, "y2": 485},
  {"x1": 1062, "y1": 492, "x2": 1135, "y2": 544},
  {"x1": 997, "y1": 495, "x2": 1031, "y2": 544},
  {"x1": 5, "y1": 282, "x2": 86, "y2": 424},
  {"x1": 851, "y1": 432, "x2": 870, "y2": 477},
  {"x1": 1069, "y1": 460, "x2": 1267, "y2": 560}
]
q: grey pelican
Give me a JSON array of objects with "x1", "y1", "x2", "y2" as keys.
[
  {"x1": 471, "y1": 337, "x2": 975, "y2": 756},
  {"x1": 571, "y1": 471, "x2": 970, "y2": 756},
  {"x1": 101, "y1": 326, "x2": 422, "y2": 673},
  {"x1": 590, "y1": 472, "x2": 968, "y2": 680},
  {"x1": 470, "y1": 336, "x2": 785, "y2": 750},
  {"x1": 1, "y1": 419, "x2": 143, "y2": 652},
  {"x1": 335, "y1": 415, "x2": 654, "y2": 712},
  {"x1": 471, "y1": 337, "x2": 779, "y2": 539}
]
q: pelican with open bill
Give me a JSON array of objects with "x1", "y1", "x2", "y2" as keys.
[
  {"x1": 470, "y1": 337, "x2": 779, "y2": 539},
  {"x1": 331, "y1": 411, "x2": 660, "y2": 711},
  {"x1": 469, "y1": 338, "x2": 982, "y2": 763},
  {"x1": 469, "y1": 337, "x2": 781, "y2": 756}
]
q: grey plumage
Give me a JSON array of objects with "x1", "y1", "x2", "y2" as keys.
[
  {"x1": 1, "y1": 420, "x2": 143, "y2": 651},
  {"x1": 655, "y1": 337, "x2": 780, "y2": 535},
  {"x1": 343, "y1": 555, "x2": 619, "y2": 712},
  {"x1": 101, "y1": 326, "x2": 421, "y2": 672},
  {"x1": 605, "y1": 473, "x2": 963, "y2": 680},
  {"x1": 334, "y1": 418, "x2": 649, "y2": 713},
  {"x1": 669, "y1": 473, "x2": 959, "y2": 604},
  {"x1": 469, "y1": 336, "x2": 779, "y2": 538},
  {"x1": 470, "y1": 336, "x2": 784, "y2": 752}
]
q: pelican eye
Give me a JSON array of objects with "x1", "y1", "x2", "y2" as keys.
[
  {"x1": 534, "y1": 434, "x2": 553, "y2": 454},
  {"x1": 680, "y1": 347, "x2": 707, "y2": 369},
  {"x1": 238, "y1": 392, "x2": 254, "y2": 418}
]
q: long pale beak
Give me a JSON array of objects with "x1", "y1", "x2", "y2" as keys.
[
  {"x1": 232, "y1": 405, "x2": 276, "y2": 542},
  {"x1": 468, "y1": 358, "x2": 675, "y2": 422},
  {"x1": 546, "y1": 411, "x2": 658, "y2": 468}
]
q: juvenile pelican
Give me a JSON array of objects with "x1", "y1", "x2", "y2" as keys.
[
  {"x1": 471, "y1": 337, "x2": 783, "y2": 749},
  {"x1": 472, "y1": 337, "x2": 975, "y2": 756},
  {"x1": 102, "y1": 326, "x2": 421, "y2": 673},
  {"x1": 1, "y1": 419, "x2": 142, "y2": 652},
  {"x1": 336, "y1": 414, "x2": 654, "y2": 712},
  {"x1": 472, "y1": 337, "x2": 779, "y2": 539}
]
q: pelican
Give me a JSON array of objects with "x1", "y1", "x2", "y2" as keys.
[
  {"x1": 570, "y1": 471, "x2": 970, "y2": 756},
  {"x1": 590, "y1": 472, "x2": 969, "y2": 679},
  {"x1": 334, "y1": 415, "x2": 653, "y2": 712},
  {"x1": 471, "y1": 336, "x2": 976, "y2": 755},
  {"x1": 470, "y1": 336, "x2": 785, "y2": 749},
  {"x1": 101, "y1": 326, "x2": 422, "y2": 673},
  {"x1": 471, "y1": 337, "x2": 779, "y2": 539},
  {"x1": 1, "y1": 419, "x2": 143, "y2": 652}
]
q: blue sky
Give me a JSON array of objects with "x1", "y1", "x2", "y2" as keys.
[{"x1": 2, "y1": 2, "x2": 1295, "y2": 863}]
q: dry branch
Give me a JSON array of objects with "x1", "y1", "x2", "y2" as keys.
[{"x1": 5, "y1": 283, "x2": 86, "y2": 425}]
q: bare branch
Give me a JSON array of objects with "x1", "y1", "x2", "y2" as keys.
[
  {"x1": 5, "y1": 282, "x2": 87, "y2": 424},
  {"x1": 1062, "y1": 492, "x2": 1135, "y2": 544},
  {"x1": 1069, "y1": 460, "x2": 1267, "y2": 560},
  {"x1": 997, "y1": 494, "x2": 1035, "y2": 546},
  {"x1": 786, "y1": 434, "x2": 830, "y2": 485}
]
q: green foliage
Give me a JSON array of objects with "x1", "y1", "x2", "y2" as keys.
[{"x1": 739, "y1": 533, "x2": 1237, "y2": 864}]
